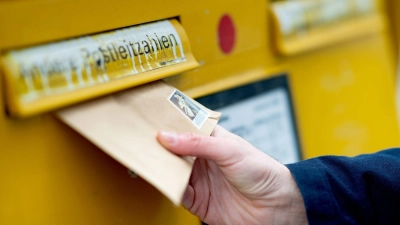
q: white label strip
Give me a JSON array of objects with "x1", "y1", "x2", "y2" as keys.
[{"x1": 5, "y1": 20, "x2": 186, "y2": 102}]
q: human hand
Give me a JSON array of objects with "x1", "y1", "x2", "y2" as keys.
[{"x1": 157, "y1": 125, "x2": 307, "y2": 225}]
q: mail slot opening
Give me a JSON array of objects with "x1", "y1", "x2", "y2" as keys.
[
  {"x1": 1, "y1": 18, "x2": 198, "y2": 118},
  {"x1": 270, "y1": 0, "x2": 385, "y2": 55}
]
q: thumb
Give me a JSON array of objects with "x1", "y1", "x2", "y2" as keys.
[{"x1": 157, "y1": 130, "x2": 246, "y2": 166}]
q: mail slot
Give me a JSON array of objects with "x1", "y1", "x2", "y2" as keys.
[
  {"x1": 270, "y1": 0, "x2": 386, "y2": 55},
  {"x1": 2, "y1": 19, "x2": 198, "y2": 117}
]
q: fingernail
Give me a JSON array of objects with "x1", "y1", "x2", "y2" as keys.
[{"x1": 160, "y1": 131, "x2": 178, "y2": 145}]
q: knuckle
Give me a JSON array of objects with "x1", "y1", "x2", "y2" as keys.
[{"x1": 183, "y1": 133, "x2": 203, "y2": 149}]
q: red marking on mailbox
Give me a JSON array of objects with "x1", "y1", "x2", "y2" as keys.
[{"x1": 218, "y1": 14, "x2": 236, "y2": 54}]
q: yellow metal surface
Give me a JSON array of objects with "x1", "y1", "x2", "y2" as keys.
[
  {"x1": 0, "y1": 108, "x2": 197, "y2": 224},
  {"x1": 1, "y1": 0, "x2": 399, "y2": 224},
  {"x1": 286, "y1": 32, "x2": 399, "y2": 157},
  {"x1": 386, "y1": 0, "x2": 400, "y2": 53}
]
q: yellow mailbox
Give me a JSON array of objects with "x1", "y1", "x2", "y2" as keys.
[
  {"x1": 1, "y1": 0, "x2": 399, "y2": 224},
  {"x1": 0, "y1": 0, "x2": 270, "y2": 224},
  {"x1": 266, "y1": 0, "x2": 399, "y2": 158}
]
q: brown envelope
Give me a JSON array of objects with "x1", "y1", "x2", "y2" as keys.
[{"x1": 57, "y1": 80, "x2": 221, "y2": 205}]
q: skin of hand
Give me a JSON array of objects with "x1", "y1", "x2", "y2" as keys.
[{"x1": 157, "y1": 125, "x2": 307, "y2": 225}]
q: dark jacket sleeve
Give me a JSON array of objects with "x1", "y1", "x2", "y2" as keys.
[{"x1": 286, "y1": 148, "x2": 400, "y2": 225}]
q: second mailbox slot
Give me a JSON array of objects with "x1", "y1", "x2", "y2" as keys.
[
  {"x1": 1, "y1": 19, "x2": 198, "y2": 118},
  {"x1": 270, "y1": 0, "x2": 385, "y2": 55}
]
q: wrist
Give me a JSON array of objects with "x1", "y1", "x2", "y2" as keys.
[{"x1": 277, "y1": 167, "x2": 308, "y2": 225}]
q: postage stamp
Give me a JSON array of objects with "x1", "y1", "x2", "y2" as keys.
[{"x1": 168, "y1": 89, "x2": 209, "y2": 129}]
